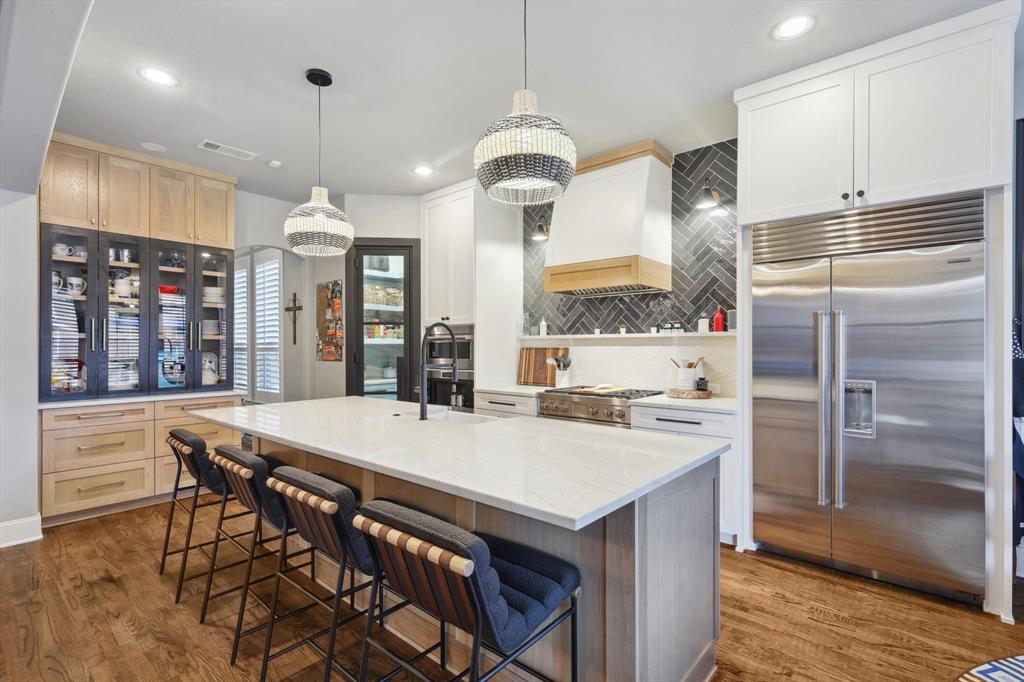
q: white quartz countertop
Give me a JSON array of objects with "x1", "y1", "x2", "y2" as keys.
[
  {"x1": 630, "y1": 395, "x2": 738, "y2": 413},
  {"x1": 38, "y1": 389, "x2": 245, "y2": 410},
  {"x1": 189, "y1": 396, "x2": 728, "y2": 531},
  {"x1": 473, "y1": 384, "x2": 547, "y2": 397}
]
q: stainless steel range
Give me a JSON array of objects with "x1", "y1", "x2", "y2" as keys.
[{"x1": 537, "y1": 386, "x2": 662, "y2": 427}]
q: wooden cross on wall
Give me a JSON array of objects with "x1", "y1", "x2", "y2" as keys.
[{"x1": 285, "y1": 292, "x2": 302, "y2": 345}]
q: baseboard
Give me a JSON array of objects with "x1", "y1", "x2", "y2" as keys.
[
  {"x1": 720, "y1": 531, "x2": 737, "y2": 546},
  {"x1": 0, "y1": 514, "x2": 43, "y2": 548},
  {"x1": 1016, "y1": 542, "x2": 1023, "y2": 579}
]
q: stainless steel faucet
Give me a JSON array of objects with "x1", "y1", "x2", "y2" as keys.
[{"x1": 420, "y1": 322, "x2": 458, "y2": 420}]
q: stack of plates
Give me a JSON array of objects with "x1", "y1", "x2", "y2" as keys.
[
  {"x1": 202, "y1": 286, "x2": 225, "y2": 306},
  {"x1": 201, "y1": 319, "x2": 221, "y2": 335}
]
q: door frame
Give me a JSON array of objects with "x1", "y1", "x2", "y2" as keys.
[{"x1": 345, "y1": 238, "x2": 421, "y2": 401}]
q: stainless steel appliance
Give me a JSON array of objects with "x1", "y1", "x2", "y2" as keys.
[
  {"x1": 752, "y1": 192, "x2": 986, "y2": 601},
  {"x1": 537, "y1": 386, "x2": 662, "y2": 427},
  {"x1": 420, "y1": 324, "x2": 474, "y2": 412}
]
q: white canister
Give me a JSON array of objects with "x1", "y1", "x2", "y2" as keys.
[
  {"x1": 676, "y1": 367, "x2": 698, "y2": 391},
  {"x1": 697, "y1": 318, "x2": 710, "y2": 333},
  {"x1": 555, "y1": 369, "x2": 571, "y2": 389}
]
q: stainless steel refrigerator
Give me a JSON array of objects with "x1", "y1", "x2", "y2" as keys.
[{"x1": 752, "y1": 193, "x2": 986, "y2": 601}]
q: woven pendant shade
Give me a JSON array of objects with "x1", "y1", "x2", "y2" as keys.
[
  {"x1": 284, "y1": 186, "x2": 354, "y2": 257},
  {"x1": 474, "y1": 89, "x2": 576, "y2": 206}
]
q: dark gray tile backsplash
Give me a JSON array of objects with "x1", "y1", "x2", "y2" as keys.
[{"x1": 522, "y1": 139, "x2": 738, "y2": 334}]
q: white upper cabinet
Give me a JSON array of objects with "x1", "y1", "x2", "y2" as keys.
[
  {"x1": 734, "y1": 1, "x2": 1017, "y2": 225},
  {"x1": 737, "y1": 71, "x2": 854, "y2": 225},
  {"x1": 422, "y1": 185, "x2": 475, "y2": 325},
  {"x1": 852, "y1": 23, "x2": 1013, "y2": 206}
]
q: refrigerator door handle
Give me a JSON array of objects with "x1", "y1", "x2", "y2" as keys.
[
  {"x1": 831, "y1": 309, "x2": 846, "y2": 510},
  {"x1": 815, "y1": 311, "x2": 831, "y2": 506}
]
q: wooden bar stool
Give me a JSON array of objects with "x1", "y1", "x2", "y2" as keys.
[
  {"x1": 205, "y1": 445, "x2": 317, "y2": 665},
  {"x1": 353, "y1": 500, "x2": 581, "y2": 682},
  {"x1": 259, "y1": 467, "x2": 408, "y2": 682},
  {"x1": 159, "y1": 429, "x2": 256, "y2": 604}
]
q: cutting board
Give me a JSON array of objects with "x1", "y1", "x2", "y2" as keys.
[{"x1": 517, "y1": 347, "x2": 568, "y2": 387}]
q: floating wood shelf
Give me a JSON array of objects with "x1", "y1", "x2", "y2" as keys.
[
  {"x1": 159, "y1": 266, "x2": 186, "y2": 274},
  {"x1": 202, "y1": 270, "x2": 226, "y2": 278},
  {"x1": 202, "y1": 302, "x2": 225, "y2": 309},
  {"x1": 201, "y1": 334, "x2": 225, "y2": 340},
  {"x1": 109, "y1": 261, "x2": 139, "y2": 269},
  {"x1": 52, "y1": 255, "x2": 87, "y2": 264}
]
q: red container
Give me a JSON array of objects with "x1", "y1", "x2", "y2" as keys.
[{"x1": 712, "y1": 307, "x2": 726, "y2": 332}]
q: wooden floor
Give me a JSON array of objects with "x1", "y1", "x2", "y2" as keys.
[{"x1": 1, "y1": 499, "x2": 1020, "y2": 681}]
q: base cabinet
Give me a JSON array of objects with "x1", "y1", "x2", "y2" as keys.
[
  {"x1": 39, "y1": 395, "x2": 241, "y2": 522},
  {"x1": 473, "y1": 391, "x2": 538, "y2": 417}
]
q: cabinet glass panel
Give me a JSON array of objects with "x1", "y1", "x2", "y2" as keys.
[
  {"x1": 198, "y1": 250, "x2": 229, "y2": 387},
  {"x1": 362, "y1": 254, "x2": 406, "y2": 400},
  {"x1": 102, "y1": 238, "x2": 143, "y2": 393},
  {"x1": 155, "y1": 244, "x2": 190, "y2": 391},
  {"x1": 47, "y1": 232, "x2": 92, "y2": 397}
]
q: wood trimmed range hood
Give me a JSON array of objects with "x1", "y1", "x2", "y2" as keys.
[{"x1": 543, "y1": 140, "x2": 673, "y2": 297}]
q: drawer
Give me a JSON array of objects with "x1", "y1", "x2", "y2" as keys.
[
  {"x1": 42, "y1": 460, "x2": 154, "y2": 517},
  {"x1": 42, "y1": 422, "x2": 154, "y2": 474},
  {"x1": 155, "y1": 454, "x2": 196, "y2": 495},
  {"x1": 156, "y1": 416, "x2": 238, "y2": 457},
  {"x1": 154, "y1": 396, "x2": 240, "y2": 420},
  {"x1": 474, "y1": 392, "x2": 537, "y2": 416},
  {"x1": 41, "y1": 402, "x2": 154, "y2": 431},
  {"x1": 631, "y1": 406, "x2": 735, "y2": 439}
]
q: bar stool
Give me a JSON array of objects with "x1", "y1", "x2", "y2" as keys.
[
  {"x1": 353, "y1": 500, "x2": 581, "y2": 682},
  {"x1": 204, "y1": 445, "x2": 318, "y2": 664},
  {"x1": 259, "y1": 467, "x2": 407, "y2": 682},
  {"x1": 160, "y1": 428, "x2": 255, "y2": 604}
]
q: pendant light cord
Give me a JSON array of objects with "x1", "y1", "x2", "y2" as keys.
[
  {"x1": 317, "y1": 84, "x2": 322, "y2": 187},
  {"x1": 523, "y1": 0, "x2": 528, "y2": 90}
]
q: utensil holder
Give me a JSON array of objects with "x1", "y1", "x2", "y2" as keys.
[
  {"x1": 676, "y1": 367, "x2": 697, "y2": 391},
  {"x1": 555, "y1": 369, "x2": 570, "y2": 389}
]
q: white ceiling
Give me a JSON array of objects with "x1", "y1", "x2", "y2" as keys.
[{"x1": 56, "y1": 0, "x2": 1008, "y2": 203}]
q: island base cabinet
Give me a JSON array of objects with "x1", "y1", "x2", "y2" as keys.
[
  {"x1": 255, "y1": 438, "x2": 720, "y2": 682},
  {"x1": 42, "y1": 460, "x2": 155, "y2": 517}
]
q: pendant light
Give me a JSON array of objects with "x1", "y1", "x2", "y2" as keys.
[
  {"x1": 695, "y1": 177, "x2": 721, "y2": 209},
  {"x1": 284, "y1": 68, "x2": 355, "y2": 257},
  {"x1": 474, "y1": 0, "x2": 576, "y2": 206}
]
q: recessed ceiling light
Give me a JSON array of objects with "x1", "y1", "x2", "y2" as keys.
[
  {"x1": 772, "y1": 15, "x2": 815, "y2": 41},
  {"x1": 413, "y1": 165, "x2": 434, "y2": 176},
  {"x1": 267, "y1": 160, "x2": 283, "y2": 168},
  {"x1": 137, "y1": 66, "x2": 179, "y2": 87},
  {"x1": 140, "y1": 142, "x2": 167, "y2": 152}
]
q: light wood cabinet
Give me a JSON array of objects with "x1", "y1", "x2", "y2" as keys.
[
  {"x1": 42, "y1": 460, "x2": 155, "y2": 517},
  {"x1": 39, "y1": 142, "x2": 99, "y2": 229},
  {"x1": 194, "y1": 177, "x2": 234, "y2": 248},
  {"x1": 42, "y1": 422, "x2": 154, "y2": 473},
  {"x1": 422, "y1": 185, "x2": 475, "y2": 325},
  {"x1": 155, "y1": 454, "x2": 196, "y2": 494},
  {"x1": 41, "y1": 402, "x2": 154, "y2": 430},
  {"x1": 156, "y1": 416, "x2": 237, "y2": 458},
  {"x1": 154, "y1": 396, "x2": 239, "y2": 420},
  {"x1": 99, "y1": 154, "x2": 149, "y2": 236},
  {"x1": 149, "y1": 166, "x2": 195, "y2": 242}
]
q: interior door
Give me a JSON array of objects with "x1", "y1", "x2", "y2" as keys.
[
  {"x1": 737, "y1": 71, "x2": 854, "y2": 225},
  {"x1": 830, "y1": 243, "x2": 985, "y2": 595},
  {"x1": 752, "y1": 258, "x2": 832, "y2": 559}
]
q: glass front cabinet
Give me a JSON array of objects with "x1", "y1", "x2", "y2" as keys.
[{"x1": 40, "y1": 223, "x2": 232, "y2": 401}]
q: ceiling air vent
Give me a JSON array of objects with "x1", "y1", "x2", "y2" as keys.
[{"x1": 196, "y1": 139, "x2": 258, "y2": 162}]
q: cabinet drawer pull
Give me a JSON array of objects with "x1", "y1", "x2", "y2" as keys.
[
  {"x1": 77, "y1": 411, "x2": 126, "y2": 420},
  {"x1": 76, "y1": 480, "x2": 126, "y2": 494},
  {"x1": 655, "y1": 417, "x2": 703, "y2": 426},
  {"x1": 487, "y1": 400, "x2": 517, "y2": 407},
  {"x1": 184, "y1": 403, "x2": 220, "y2": 411},
  {"x1": 193, "y1": 430, "x2": 218, "y2": 437},
  {"x1": 77, "y1": 441, "x2": 127, "y2": 451}
]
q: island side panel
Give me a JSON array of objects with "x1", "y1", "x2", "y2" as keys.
[{"x1": 642, "y1": 458, "x2": 719, "y2": 682}]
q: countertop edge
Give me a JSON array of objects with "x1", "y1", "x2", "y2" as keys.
[{"x1": 39, "y1": 390, "x2": 246, "y2": 410}]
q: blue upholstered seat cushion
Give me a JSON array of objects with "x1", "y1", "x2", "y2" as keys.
[
  {"x1": 358, "y1": 500, "x2": 580, "y2": 654},
  {"x1": 269, "y1": 466, "x2": 374, "y2": 575},
  {"x1": 168, "y1": 428, "x2": 225, "y2": 495},
  {"x1": 213, "y1": 445, "x2": 288, "y2": 530}
]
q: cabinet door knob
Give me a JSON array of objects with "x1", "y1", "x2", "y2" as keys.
[
  {"x1": 102, "y1": 220, "x2": 107, "y2": 227},
  {"x1": 856, "y1": 190, "x2": 865, "y2": 198},
  {"x1": 841, "y1": 192, "x2": 850, "y2": 200},
  {"x1": 90, "y1": 217, "x2": 96, "y2": 224}
]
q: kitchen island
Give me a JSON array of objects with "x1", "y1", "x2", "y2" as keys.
[{"x1": 189, "y1": 396, "x2": 727, "y2": 682}]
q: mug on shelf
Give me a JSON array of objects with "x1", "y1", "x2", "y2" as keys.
[
  {"x1": 113, "y1": 279, "x2": 133, "y2": 297},
  {"x1": 66, "y1": 277, "x2": 87, "y2": 294},
  {"x1": 72, "y1": 245, "x2": 88, "y2": 258},
  {"x1": 52, "y1": 242, "x2": 73, "y2": 257},
  {"x1": 51, "y1": 271, "x2": 63, "y2": 289}
]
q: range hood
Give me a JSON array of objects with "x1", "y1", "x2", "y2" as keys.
[{"x1": 544, "y1": 140, "x2": 673, "y2": 297}]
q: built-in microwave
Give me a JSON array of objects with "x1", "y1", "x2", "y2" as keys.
[{"x1": 424, "y1": 323, "x2": 473, "y2": 371}]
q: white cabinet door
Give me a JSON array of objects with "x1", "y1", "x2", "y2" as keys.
[
  {"x1": 422, "y1": 197, "x2": 451, "y2": 324},
  {"x1": 447, "y1": 190, "x2": 475, "y2": 324},
  {"x1": 853, "y1": 23, "x2": 1013, "y2": 206},
  {"x1": 737, "y1": 71, "x2": 854, "y2": 225}
]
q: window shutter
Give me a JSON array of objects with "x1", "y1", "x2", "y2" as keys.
[
  {"x1": 253, "y1": 249, "x2": 282, "y2": 401},
  {"x1": 233, "y1": 264, "x2": 248, "y2": 395}
]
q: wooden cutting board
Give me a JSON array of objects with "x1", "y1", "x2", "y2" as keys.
[{"x1": 517, "y1": 347, "x2": 568, "y2": 387}]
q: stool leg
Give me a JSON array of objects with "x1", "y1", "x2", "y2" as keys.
[
  {"x1": 259, "y1": 526, "x2": 289, "y2": 682},
  {"x1": 570, "y1": 595, "x2": 579, "y2": 682},
  {"x1": 158, "y1": 465, "x2": 183, "y2": 575},
  {"x1": 469, "y1": 630, "x2": 482, "y2": 682},
  {"x1": 199, "y1": 491, "x2": 230, "y2": 623},
  {"x1": 321, "y1": 549, "x2": 349, "y2": 682},
  {"x1": 230, "y1": 512, "x2": 262, "y2": 665},
  {"x1": 348, "y1": 565, "x2": 355, "y2": 610},
  {"x1": 439, "y1": 619, "x2": 447, "y2": 671},
  {"x1": 174, "y1": 484, "x2": 201, "y2": 603},
  {"x1": 357, "y1": 574, "x2": 381, "y2": 682}
]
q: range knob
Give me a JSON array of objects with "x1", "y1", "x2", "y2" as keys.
[
  {"x1": 604, "y1": 408, "x2": 613, "y2": 418},
  {"x1": 589, "y1": 406, "x2": 599, "y2": 416},
  {"x1": 615, "y1": 409, "x2": 626, "y2": 419},
  {"x1": 541, "y1": 402, "x2": 550, "y2": 411},
  {"x1": 560, "y1": 403, "x2": 569, "y2": 413}
]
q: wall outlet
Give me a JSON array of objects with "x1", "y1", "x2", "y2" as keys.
[{"x1": 709, "y1": 383, "x2": 721, "y2": 394}]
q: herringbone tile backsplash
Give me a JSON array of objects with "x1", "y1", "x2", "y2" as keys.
[{"x1": 523, "y1": 139, "x2": 738, "y2": 334}]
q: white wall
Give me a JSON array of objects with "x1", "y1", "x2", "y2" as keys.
[{"x1": 235, "y1": 189, "x2": 300, "y2": 252}]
